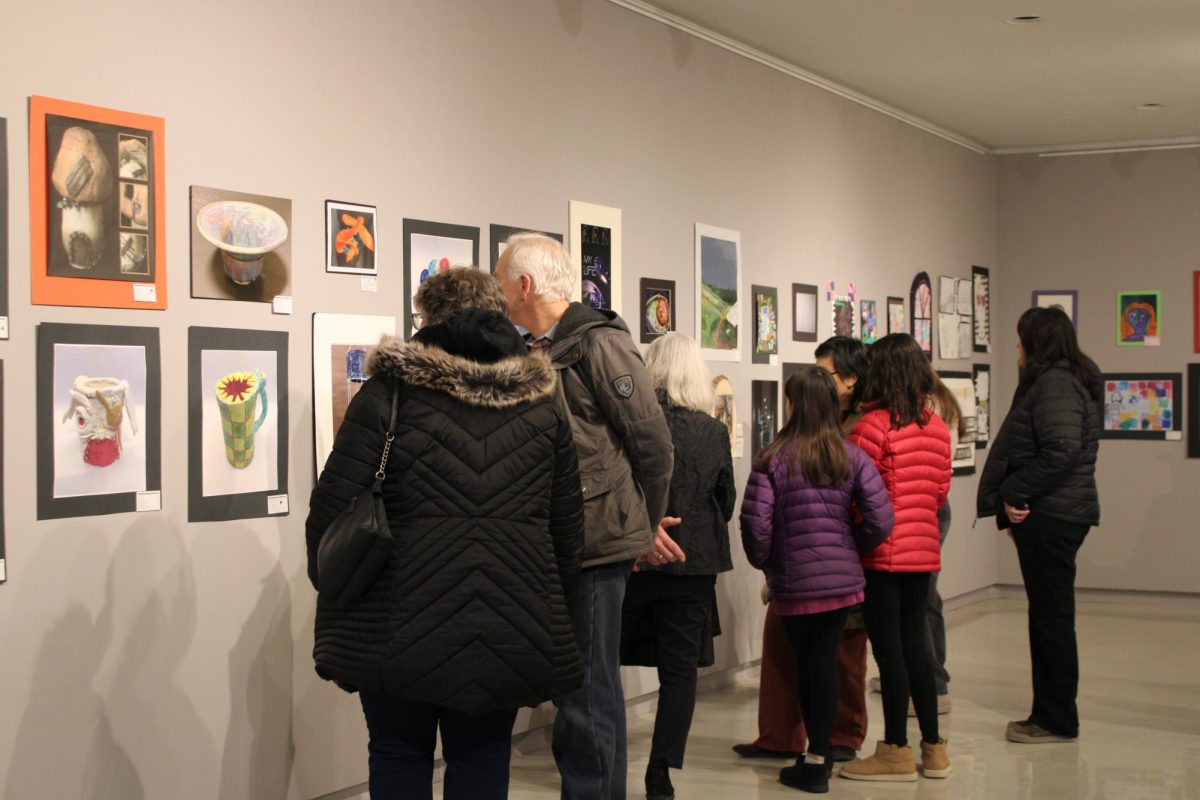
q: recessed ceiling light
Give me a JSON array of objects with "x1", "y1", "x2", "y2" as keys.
[
  {"x1": 1005, "y1": 15, "x2": 1045, "y2": 24},
  {"x1": 1135, "y1": 103, "x2": 1166, "y2": 111}
]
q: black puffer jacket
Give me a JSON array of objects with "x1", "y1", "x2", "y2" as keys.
[
  {"x1": 306, "y1": 309, "x2": 585, "y2": 713},
  {"x1": 977, "y1": 360, "x2": 1102, "y2": 529}
]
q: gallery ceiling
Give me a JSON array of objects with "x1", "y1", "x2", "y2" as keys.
[{"x1": 621, "y1": 0, "x2": 1200, "y2": 153}]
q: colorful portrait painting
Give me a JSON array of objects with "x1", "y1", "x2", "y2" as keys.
[
  {"x1": 1117, "y1": 291, "x2": 1161, "y2": 347},
  {"x1": 860, "y1": 299, "x2": 878, "y2": 344}
]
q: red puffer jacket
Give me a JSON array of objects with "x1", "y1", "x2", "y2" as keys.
[{"x1": 849, "y1": 408, "x2": 952, "y2": 572}]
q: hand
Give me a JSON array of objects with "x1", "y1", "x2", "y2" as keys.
[
  {"x1": 760, "y1": 582, "x2": 771, "y2": 605},
  {"x1": 1004, "y1": 502, "x2": 1031, "y2": 525},
  {"x1": 635, "y1": 517, "x2": 685, "y2": 570}
]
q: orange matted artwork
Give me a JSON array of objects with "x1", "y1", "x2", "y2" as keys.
[{"x1": 29, "y1": 95, "x2": 167, "y2": 310}]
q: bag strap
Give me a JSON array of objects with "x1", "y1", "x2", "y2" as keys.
[{"x1": 374, "y1": 380, "x2": 401, "y2": 483}]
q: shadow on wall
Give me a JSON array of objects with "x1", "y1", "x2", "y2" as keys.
[{"x1": 557, "y1": 0, "x2": 583, "y2": 35}]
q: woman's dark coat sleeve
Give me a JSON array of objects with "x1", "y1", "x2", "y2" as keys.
[
  {"x1": 999, "y1": 374, "x2": 1086, "y2": 506},
  {"x1": 549, "y1": 412, "x2": 586, "y2": 614}
]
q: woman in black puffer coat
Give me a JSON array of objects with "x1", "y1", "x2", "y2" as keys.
[
  {"x1": 977, "y1": 306, "x2": 1101, "y2": 745},
  {"x1": 306, "y1": 268, "x2": 585, "y2": 800}
]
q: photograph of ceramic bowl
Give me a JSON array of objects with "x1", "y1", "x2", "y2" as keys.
[{"x1": 196, "y1": 200, "x2": 289, "y2": 285}]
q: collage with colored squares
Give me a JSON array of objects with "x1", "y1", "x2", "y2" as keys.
[{"x1": 1104, "y1": 378, "x2": 1173, "y2": 432}]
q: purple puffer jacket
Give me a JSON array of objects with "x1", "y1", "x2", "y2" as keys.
[{"x1": 740, "y1": 442, "x2": 894, "y2": 602}]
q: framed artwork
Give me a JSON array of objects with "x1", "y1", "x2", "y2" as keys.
[
  {"x1": 191, "y1": 185, "x2": 292, "y2": 302},
  {"x1": 792, "y1": 283, "x2": 818, "y2": 342},
  {"x1": 30, "y1": 96, "x2": 166, "y2": 310},
  {"x1": 639, "y1": 277, "x2": 676, "y2": 344},
  {"x1": 1116, "y1": 291, "x2": 1161, "y2": 347},
  {"x1": 831, "y1": 294, "x2": 856, "y2": 339},
  {"x1": 1188, "y1": 365, "x2": 1199, "y2": 458},
  {"x1": 886, "y1": 296, "x2": 906, "y2": 336},
  {"x1": 973, "y1": 363, "x2": 991, "y2": 449},
  {"x1": 489, "y1": 224, "x2": 562, "y2": 273},
  {"x1": 696, "y1": 224, "x2": 741, "y2": 361},
  {"x1": 712, "y1": 375, "x2": 737, "y2": 454},
  {"x1": 1033, "y1": 290, "x2": 1079, "y2": 327},
  {"x1": 325, "y1": 200, "x2": 376, "y2": 275},
  {"x1": 973, "y1": 266, "x2": 990, "y2": 352},
  {"x1": 752, "y1": 285, "x2": 779, "y2": 364},
  {"x1": 37, "y1": 323, "x2": 161, "y2": 520},
  {"x1": 403, "y1": 218, "x2": 479, "y2": 337},
  {"x1": 569, "y1": 201, "x2": 621, "y2": 315},
  {"x1": 910, "y1": 272, "x2": 933, "y2": 359},
  {"x1": 860, "y1": 299, "x2": 879, "y2": 344},
  {"x1": 0, "y1": 117, "x2": 8, "y2": 336},
  {"x1": 751, "y1": 380, "x2": 779, "y2": 457},
  {"x1": 1101, "y1": 372, "x2": 1181, "y2": 439},
  {"x1": 938, "y1": 371, "x2": 977, "y2": 475},
  {"x1": 938, "y1": 275, "x2": 958, "y2": 315},
  {"x1": 937, "y1": 276, "x2": 973, "y2": 359},
  {"x1": 1194, "y1": 272, "x2": 1199, "y2": 354},
  {"x1": 188, "y1": 327, "x2": 288, "y2": 522},
  {"x1": 782, "y1": 361, "x2": 810, "y2": 389},
  {"x1": 313, "y1": 313, "x2": 397, "y2": 476}
]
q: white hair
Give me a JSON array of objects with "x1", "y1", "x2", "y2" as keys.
[
  {"x1": 644, "y1": 333, "x2": 715, "y2": 415},
  {"x1": 501, "y1": 232, "x2": 576, "y2": 302}
]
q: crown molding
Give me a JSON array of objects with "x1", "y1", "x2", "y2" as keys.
[{"x1": 995, "y1": 136, "x2": 1200, "y2": 157}]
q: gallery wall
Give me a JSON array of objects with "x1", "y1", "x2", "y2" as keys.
[
  {"x1": 995, "y1": 150, "x2": 1200, "y2": 593},
  {"x1": 0, "y1": 1, "x2": 996, "y2": 798}
]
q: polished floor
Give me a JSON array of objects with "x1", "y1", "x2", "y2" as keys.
[{"x1": 507, "y1": 594, "x2": 1200, "y2": 799}]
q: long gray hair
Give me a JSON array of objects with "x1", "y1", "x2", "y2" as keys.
[{"x1": 644, "y1": 333, "x2": 715, "y2": 414}]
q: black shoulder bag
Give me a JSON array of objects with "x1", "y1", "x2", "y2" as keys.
[{"x1": 317, "y1": 381, "x2": 401, "y2": 608}]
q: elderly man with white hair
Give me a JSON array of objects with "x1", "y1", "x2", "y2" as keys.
[{"x1": 496, "y1": 233, "x2": 681, "y2": 800}]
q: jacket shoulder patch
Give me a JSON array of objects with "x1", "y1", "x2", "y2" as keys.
[{"x1": 613, "y1": 375, "x2": 634, "y2": 398}]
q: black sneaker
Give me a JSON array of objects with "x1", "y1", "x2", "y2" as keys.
[
  {"x1": 779, "y1": 761, "x2": 830, "y2": 793},
  {"x1": 646, "y1": 765, "x2": 675, "y2": 800},
  {"x1": 827, "y1": 745, "x2": 857, "y2": 763},
  {"x1": 732, "y1": 743, "x2": 799, "y2": 758}
]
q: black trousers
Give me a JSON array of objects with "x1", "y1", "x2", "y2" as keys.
[
  {"x1": 862, "y1": 570, "x2": 940, "y2": 747},
  {"x1": 1012, "y1": 514, "x2": 1089, "y2": 738},
  {"x1": 780, "y1": 605, "x2": 853, "y2": 757},
  {"x1": 623, "y1": 571, "x2": 714, "y2": 769}
]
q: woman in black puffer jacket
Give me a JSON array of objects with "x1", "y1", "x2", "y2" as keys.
[
  {"x1": 306, "y1": 268, "x2": 585, "y2": 800},
  {"x1": 977, "y1": 306, "x2": 1101, "y2": 745}
]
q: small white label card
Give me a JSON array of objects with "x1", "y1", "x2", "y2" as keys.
[
  {"x1": 0, "y1": 316, "x2": 9, "y2": 339},
  {"x1": 360, "y1": 276, "x2": 378, "y2": 293},
  {"x1": 1144, "y1": 336, "x2": 1161, "y2": 347},
  {"x1": 136, "y1": 491, "x2": 162, "y2": 512},
  {"x1": 0, "y1": 558, "x2": 7, "y2": 582},
  {"x1": 272, "y1": 295, "x2": 293, "y2": 315},
  {"x1": 133, "y1": 284, "x2": 158, "y2": 303},
  {"x1": 733, "y1": 423, "x2": 746, "y2": 459},
  {"x1": 267, "y1": 494, "x2": 290, "y2": 515},
  {"x1": 1166, "y1": 431, "x2": 1182, "y2": 441}
]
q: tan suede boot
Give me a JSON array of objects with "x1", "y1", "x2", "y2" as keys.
[
  {"x1": 920, "y1": 738, "x2": 952, "y2": 778},
  {"x1": 838, "y1": 741, "x2": 918, "y2": 782}
]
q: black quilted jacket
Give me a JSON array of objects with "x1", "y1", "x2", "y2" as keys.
[
  {"x1": 977, "y1": 360, "x2": 1102, "y2": 529},
  {"x1": 306, "y1": 309, "x2": 586, "y2": 713}
]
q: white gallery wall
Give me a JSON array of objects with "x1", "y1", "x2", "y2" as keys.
[
  {"x1": 0, "y1": 1, "x2": 997, "y2": 797},
  {"x1": 995, "y1": 150, "x2": 1200, "y2": 594}
]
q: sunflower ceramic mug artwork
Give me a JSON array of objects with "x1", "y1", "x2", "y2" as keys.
[
  {"x1": 215, "y1": 370, "x2": 269, "y2": 469},
  {"x1": 63, "y1": 376, "x2": 137, "y2": 467}
]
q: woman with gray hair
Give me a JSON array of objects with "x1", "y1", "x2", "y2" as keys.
[
  {"x1": 620, "y1": 332, "x2": 736, "y2": 800},
  {"x1": 306, "y1": 267, "x2": 585, "y2": 799}
]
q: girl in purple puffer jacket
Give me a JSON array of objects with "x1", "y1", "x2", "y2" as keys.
[{"x1": 740, "y1": 365, "x2": 894, "y2": 794}]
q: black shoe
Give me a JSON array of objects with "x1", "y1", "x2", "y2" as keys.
[
  {"x1": 732, "y1": 742, "x2": 799, "y2": 758},
  {"x1": 646, "y1": 765, "x2": 675, "y2": 800},
  {"x1": 828, "y1": 745, "x2": 857, "y2": 763},
  {"x1": 779, "y1": 761, "x2": 830, "y2": 793}
]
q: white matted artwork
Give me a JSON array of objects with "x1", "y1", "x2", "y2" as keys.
[
  {"x1": 938, "y1": 275, "x2": 958, "y2": 314},
  {"x1": 939, "y1": 371, "x2": 977, "y2": 475},
  {"x1": 200, "y1": 348, "x2": 279, "y2": 497},
  {"x1": 313, "y1": 313, "x2": 397, "y2": 476},
  {"x1": 568, "y1": 201, "x2": 622, "y2": 316},
  {"x1": 696, "y1": 224, "x2": 742, "y2": 362}
]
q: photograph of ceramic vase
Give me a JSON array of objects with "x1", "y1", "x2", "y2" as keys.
[
  {"x1": 62, "y1": 376, "x2": 137, "y2": 468},
  {"x1": 215, "y1": 370, "x2": 269, "y2": 469},
  {"x1": 196, "y1": 201, "x2": 289, "y2": 285},
  {"x1": 50, "y1": 126, "x2": 114, "y2": 270}
]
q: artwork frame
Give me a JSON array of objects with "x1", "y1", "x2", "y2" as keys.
[
  {"x1": 569, "y1": 201, "x2": 622, "y2": 315},
  {"x1": 37, "y1": 323, "x2": 161, "y2": 520},
  {"x1": 1101, "y1": 372, "x2": 1181, "y2": 439},
  {"x1": 973, "y1": 363, "x2": 991, "y2": 450},
  {"x1": 1116, "y1": 291, "x2": 1161, "y2": 347},
  {"x1": 751, "y1": 284, "x2": 779, "y2": 364},
  {"x1": 325, "y1": 200, "x2": 377, "y2": 275},
  {"x1": 973, "y1": 266, "x2": 990, "y2": 352},
  {"x1": 831, "y1": 294, "x2": 857, "y2": 339},
  {"x1": 910, "y1": 272, "x2": 933, "y2": 360},
  {"x1": 1193, "y1": 272, "x2": 1199, "y2": 354},
  {"x1": 860, "y1": 299, "x2": 879, "y2": 344},
  {"x1": 696, "y1": 224, "x2": 742, "y2": 362},
  {"x1": 403, "y1": 218, "x2": 480, "y2": 337},
  {"x1": 792, "y1": 283, "x2": 818, "y2": 342},
  {"x1": 1032, "y1": 290, "x2": 1079, "y2": 327},
  {"x1": 190, "y1": 185, "x2": 292, "y2": 303},
  {"x1": 1188, "y1": 365, "x2": 1199, "y2": 458},
  {"x1": 29, "y1": 96, "x2": 167, "y2": 310},
  {"x1": 188, "y1": 327, "x2": 288, "y2": 522},
  {"x1": 0, "y1": 117, "x2": 8, "y2": 337},
  {"x1": 938, "y1": 370, "x2": 977, "y2": 476},
  {"x1": 751, "y1": 379, "x2": 779, "y2": 457},
  {"x1": 886, "y1": 296, "x2": 906, "y2": 336},
  {"x1": 639, "y1": 277, "x2": 676, "y2": 344},
  {"x1": 489, "y1": 224, "x2": 562, "y2": 273},
  {"x1": 712, "y1": 374, "x2": 737, "y2": 454}
]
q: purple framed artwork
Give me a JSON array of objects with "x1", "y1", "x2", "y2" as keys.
[{"x1": 1032, "y1": 290, "x2": 1078, "y2": 327}]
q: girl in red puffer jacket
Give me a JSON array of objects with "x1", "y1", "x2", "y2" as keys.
[{"x1": 841, "y1": 334, "x2": 953, "y2": 784}]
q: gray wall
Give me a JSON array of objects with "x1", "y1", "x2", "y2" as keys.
[
  {"x1": 995, "y1": 150, "x2": 1200, "y2": 593},
  {"x1": 0, "y1": 1, "x2": 996, "y2": 797}
]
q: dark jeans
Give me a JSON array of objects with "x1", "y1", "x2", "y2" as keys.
[
  {"x1": 358, "y1": 690, "x2": 518, "y2": 800},
  {"x1": 623, "y1": 571, "x2": 713, "y2": 770},
  {"x1": 926, "y1": 503, "x2": 951, "y2": 695},
  {"x1": 780, "y1": 605, "x2": 853, "y2": 758},
  {"x1": 1013, "y1": 514, "x2": 1089, "y2": 738},
  {"x1": 553, "y1": 560, "x2": 633, "y2": 800},
  {"x1": 862, "y1": 570, "x2": 940, "y2": 747}
]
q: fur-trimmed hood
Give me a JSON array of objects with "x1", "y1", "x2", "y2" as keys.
[{"x1": 368, "y1": 336, "x2": 556, "y2": 409}]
